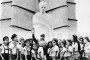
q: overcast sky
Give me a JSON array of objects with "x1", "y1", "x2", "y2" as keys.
[
  {"x1": 76, "y1": 0, "x2": 90, "y2": 34},
  {"x1": 0, "y1": 0, "x2": 90, "y2": 34}
]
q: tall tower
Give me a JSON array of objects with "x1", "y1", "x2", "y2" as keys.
[{"x1": 0, "y1": 0, "x2": 77, "y2": 42}]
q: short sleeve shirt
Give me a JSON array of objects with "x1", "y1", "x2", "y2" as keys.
[
  {"x1": 51, "y1": 45, "x2": 59, "y2": 57},
  {"x1": 0, "y1": 44, "x2": 9, "y2": 53},
  {"x1": 9, "y1": 42, "x2": 18, "y2": 54}
]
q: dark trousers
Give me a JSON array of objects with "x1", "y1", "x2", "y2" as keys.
[
  {"x1": 2, "y1": 53, "x2": 9, "y2": 60},
  {"x1": 27, "y1": 55, "x2": 31, "y2": 60},
  {"x1": 21, "y1": 54, "x2": 25, "y2": 60},
  {"x1": 11, "y1": 55, "x2": 17, "y2": 60}
]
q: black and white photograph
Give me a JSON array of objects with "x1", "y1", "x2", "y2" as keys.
[{"x1": 0, "y1": 0, "x2": 90, "y2": 60}]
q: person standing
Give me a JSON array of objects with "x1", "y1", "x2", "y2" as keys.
[
  {"x1": 31, "y1": 43, "x2": 38, "y2": 60},
  {"x1": 64, "y1": 40, "x2": 73, "y2": 60},
  {"x1": 17, "y1": 37, "x2": 25, "y2": 60},
  {"x1": 9, "y1": 34, "x2": 19, "y2": 60},
  {"x1": 0, "y1": 36, "x2": 9, "y2": 60},
  {"x1": 72, "y1": 35, "x2": 81, "y2": 60},
  {"x1": 84, "y1": 36, "x2": 90, "y2": 60},
  {"x1": 24, "y1": 39, "x2": 32, "y2": 60},
  {"x1": 51, "y1": 39, "x2": 59, "y2": 60},
  {"x1": 47, "y1": 41, "x2": 53, "y2": 60}
]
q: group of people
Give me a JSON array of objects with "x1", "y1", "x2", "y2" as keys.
[{"x1": 0, "y1": 32, "x2": 90, "y2": 60}]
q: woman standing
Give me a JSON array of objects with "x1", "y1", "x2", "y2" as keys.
[
  {"x1": 84, "y1": 36, "x2": 90, "y2": 60},
  {"x1": 31, "y1": 43, "x2": 38, "y2": 60},
  {"x1": 47, "y1": 41, "x2": 53, "y2": 60},
  {"x1": 58, "y1": 42, "x2": 66, "y2": 60},
  {"x1": 51, "y1": 39, "x2": 59, "y2": 60},
  {"x1": 79, "y1": 36, "x2": 85, "y2": 59},
  {"x1": 72, "y1": 35, "x2": 81, "y2": 60},
  {"x1": 64, "y1": 40, "x2": 73, "y2": 60}
]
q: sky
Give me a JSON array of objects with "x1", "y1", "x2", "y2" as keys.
[
  {"x1": 76, "y1": 0, "x2": 90, "y2": 34},
  {"x1": 0, "y1": 0, "x2": 90, "y2": 34}
]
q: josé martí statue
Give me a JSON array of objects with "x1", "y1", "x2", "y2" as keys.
[{"x1": 33, "y1": 1, "x2": 53, "y2": 42}]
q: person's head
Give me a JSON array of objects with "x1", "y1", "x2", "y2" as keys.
[
  {"x1": 84, "y1": 36, "x2": 90, "y2": 43},
  {"x1": 58, "y1": 42, "x2": 62, "y2": 48},
  {"x1": 29, "y1": 38, "x2": 33, "y2": 44},
  {"x1": 19, "y1": 37, "x2": 24, "y2": 44},
  {"x1": 39, "y1": 1, "x2": 47, "y2": 13},
  {"x1": 25, "y1": 39, "x2": 30, "y2": 47},
  {"x1": 32, "y1": 44, "x2": 37, "y2": 50},
  {"x1": 62, "y1": 39, "x2": 67, "y2": 46},
  {"x1": 60, "y1": 42, "x2": 64, "y2": 48},
  {"x1": 11, "y1": 34, "x2": 18, "y2": 42},
  {"x1": 72, "y1": 34, "x2": 78, "y2": 42},
  {"x1": 40, "y1": 34, "x2": 45, "y2": 41},
  {"x1": 58, "y1": 39, "x2": 62, "y2": 43},
  {"x1": 79, "y1": 36, "x2": 84, "y2": 44},
  {"x1": 48, "y1": 41, "x2": 52, "y2": 48},
  {"x1": 52, "y1": 38, "x2": 57, "y2": 46},
  {"x1": 66, "y1": 39, "x2": 72, "y2": 46},
  {"x1": 3, "y1": 36, "x2": 9, "y2": 45}
]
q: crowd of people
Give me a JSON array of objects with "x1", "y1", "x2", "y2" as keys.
[{"x1": 0, "y1": 32, "x2": 90, "y2": 60}]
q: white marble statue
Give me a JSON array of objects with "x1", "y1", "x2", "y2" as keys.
[{"x1": 33, "y1": 1, "x2": 53, "y2": 42}]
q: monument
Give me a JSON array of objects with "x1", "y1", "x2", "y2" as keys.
[{"x1": 33, "y1": 1, "x2": 53, "y2": 41}]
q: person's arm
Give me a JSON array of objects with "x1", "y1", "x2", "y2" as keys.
[
  {"x1": 24, "y1": 47, "x2": 27, "y2": 60},
  {"x1": 0, "y1": 48, "x2": 4, "y2": 60},
  {"x1": 32, "y1": 32, "x2": 38, "y2": 44},
  {"x1": 47, "y1": 48, "x2": 50, "y2": 54},
  {"x1": 55, "y1": 46, "x2": 59, "y2": 57},
  {"x1": 25, "y1": 54, "x2": 27, "y2": 60},
  {"x1": 19, "y1": 51, "x2": 22, "y2": 60},
  {"x1": 16, "y1": 48, "x2": 19, "y2": 60},
  {"x1": 9, "y1": 48, "x2": 12, "y2": 60}
]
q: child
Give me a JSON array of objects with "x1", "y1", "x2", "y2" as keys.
[
  {"x1": 64, "y1": 40, "x2": 73, "y2": 60},
  {"x1": 9, "y1": 34, "x2": 18, "y2": 60},
  {"x1": 31, "y1": 43, "x2": 38, "y2": 60},
  {"x1": 17, "y1": 37, "x2": 25, "y2": 60},
  {"x1": 24, "y1": 39, "x2": 31, "y2": 60},
  {"x1": 51, "y1": 39, "x2": 59, "y2": 60},
  {"x1": 0, "y1": 36, "x2": 9, "y2": 60},
  {"x1": 58, "y1": 42, "x2": 66, "y2": 60},
  {"x1": 47, "y1": 41, "x2": 53, "y2": 60}
]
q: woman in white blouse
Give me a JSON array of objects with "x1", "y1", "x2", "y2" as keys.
[
  {"x1": 51, "y1": 39, "x2": 59, "y2": 60},
  {"x1": 72, "y1": 35, "x2": 80, "y2": 60}
]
